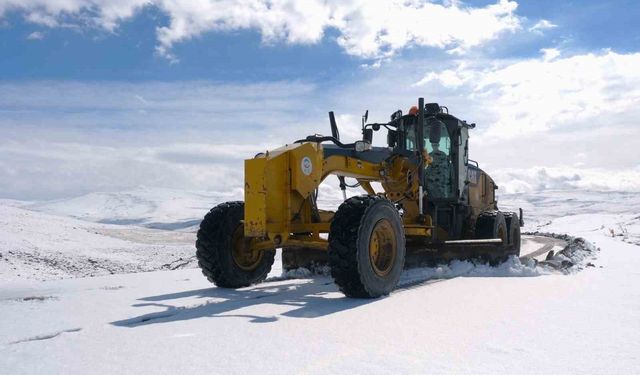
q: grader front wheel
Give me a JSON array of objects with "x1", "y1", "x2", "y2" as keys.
[
  {"x1": 328, "y1": 196, "x2": 406, "y2": 298},
  {"x1": 196, "y1": 201, "x2": 275, "y2": 288}
]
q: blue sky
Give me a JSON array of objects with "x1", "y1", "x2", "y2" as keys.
[
  {"x1": 1, "y1": 0, "x2": 638, "y2": 82},
  {"x1": 2, "y1": 12, "x2": 356, "y2": 83},
  {"x1": 0, "y1": 0, "x2": 639, "y2": 199}
]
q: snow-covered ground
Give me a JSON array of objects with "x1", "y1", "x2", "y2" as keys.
[
  {"x1": 0, "y1": 203, "x2": 197, "y2": 282},
  {"x1": 1, "y1": 189, "x2": 639, "y2": 373}
]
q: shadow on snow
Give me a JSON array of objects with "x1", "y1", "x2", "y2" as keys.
[
  {"x1": 111, "y1": 277, "x2": 379, "y2": 327},
  {"x1": 110, "y1": 262, "x2": 520, "y2": 328}
]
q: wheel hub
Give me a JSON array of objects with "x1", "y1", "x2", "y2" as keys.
[
  {"x1": 368, "y1": 219, "x2": 397, "y2": 277},
  {"x1": 231, "y1": 225, "x2": 263, "y2": 271}
]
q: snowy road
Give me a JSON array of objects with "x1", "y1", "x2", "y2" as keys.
[{"x1": 520, "y1": 235, "x2": 567, "y2": 260}]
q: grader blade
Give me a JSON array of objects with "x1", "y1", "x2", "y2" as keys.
[
  {"x1": 282, "y1": 247, "x2": 329, "y2": 272},
  {"x1": 405, "y1": 239, "x2": 513, "y2": 268}
]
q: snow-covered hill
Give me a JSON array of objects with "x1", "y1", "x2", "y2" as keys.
[{"x1": 26, "y1": 187, "x2": 242, "y2": 230}]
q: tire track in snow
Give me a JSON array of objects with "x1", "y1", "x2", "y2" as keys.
[{"x1": 10, "y1": 328, "x2": 82, "y2": 345}]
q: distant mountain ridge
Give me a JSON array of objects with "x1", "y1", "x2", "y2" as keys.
[{"x1": 26, "y1": 187, "x2": 242, "y2": 231}]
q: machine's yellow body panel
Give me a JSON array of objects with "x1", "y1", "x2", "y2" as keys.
[
  {"x1": 289, "y1": 143, "x2": 323, "y2": 198},
  {"x1": 244, "y1": 143, "x2": 323, "y2": 239},
  {"x1": 244, "y1": 141, "x2": 432, "y2": 249},
  {"x1": 244, "y1": 157, "x2": 267, "y2": 237}
]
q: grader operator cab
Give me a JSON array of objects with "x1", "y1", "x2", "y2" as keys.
[{"x1": 196, "y1": 98, "x2": 523, "y2": 298}]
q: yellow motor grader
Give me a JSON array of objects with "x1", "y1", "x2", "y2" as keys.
[{"x1": 196, "y1": 98, "x2": 523, "y2": 298}]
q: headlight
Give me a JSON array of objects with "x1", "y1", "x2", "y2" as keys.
[{"x1": 355, "y1": 141, "x2": 372, "y2": 152}]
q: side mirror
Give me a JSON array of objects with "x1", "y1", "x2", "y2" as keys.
[
  {"x1": 329, "y1": 111, "x2": 340, "y2": 141},
  {"x1": 428, "y1": 118, "x2": 441, "y2": 144},
  {"x1": 363, "y1": 128, "x2": 373, "y2": 143},
  {"x1": 387, "y1": 130, "x2": 397, "y2": 147},
  {"x1": 363, "y1": 110, "x2": 369, "y2": 124}
]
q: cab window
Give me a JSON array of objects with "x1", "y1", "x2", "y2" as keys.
[
  {"x1": 424, "y1": 119, "x2": 453, "y2": 199},
  {"x1": 402, "y1": 120, "x2": 451, "y2": 155},
  {"x1": 402, "y1": 122, "x2": 418, "y2": 151},
  {"x1": 425, "y1": 121, "x2": 451, "y2": 156}
]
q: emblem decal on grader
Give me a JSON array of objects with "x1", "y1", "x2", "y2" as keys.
[
  {"x1": 196, "y1": 98, "x2": 523, "y2": 298},
  {"x1": 301, "y1": 156, "x2": 313, "y2": 176}
]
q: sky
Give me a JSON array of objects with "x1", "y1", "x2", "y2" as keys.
[{"x1": 1, "y1": 0, "x2": 639, "y2": 200}]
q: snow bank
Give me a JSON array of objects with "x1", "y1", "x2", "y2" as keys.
[
  {"x1": 400, "y1": 256, "x2": 541, "y2": 286},
  {"x1": 266, "y1": 261, "x2": 331, "y2": 282},
  {"x1": 271, "y1": 232, "x2": 598, "y2": 288}
]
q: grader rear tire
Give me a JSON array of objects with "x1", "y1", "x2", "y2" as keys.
[
  {"x1": 475, "y1": 211, "x2": 508, "y2": 243},
  {"x1": 196, "y1": 201, "x2": 275, "y2": 288},
  {"x1": 475, "y1": 211, "x2": 509, "y2": 265},
  {"x1": 504, "y1": 212, "x2": 521, "y2": 256},
  {"x1": 328, "y1": 196, "x2": 406, "y2": 298}
]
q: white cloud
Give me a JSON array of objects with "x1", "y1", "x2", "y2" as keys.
[
  {"x1": 0, "y1": 0, "x2": 149, "y2": 30},
  {"x1": 330, "y1": 0, "x2": 521, "y2": 58},
  {"x1": 0, "y1": 140, "x2": 272, "y2": 199},
  {"x1": 416, "y1": 50, "x2": 640, "y2": 140},
  {"x1": 529, "y1": 19, "x2": 557, "y2": 33},
  {"x1": 0, "y1": 0, "x2": 522, "y2": 60},
  {"x1": 2, "y1": 49, "x2": 640, "y2": 199},
  {"x1": 407, "y1": 50, "x2": 640, "y2": 193},
  {"x1": 327, "y1": 49, "x2": 640, "y2": 191},
  {"x1": 26, "y1": 30, "x2": 44, "y2": 40},
  {"x1": 0, "y1": 79, "x2": 327, "y2": 199},
  {"x1": 414, "y1": 64, "x2": 474, "y2": 88},
  {"x1": 540, "y1": 47, "x2": 560, "y2": 61}
]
